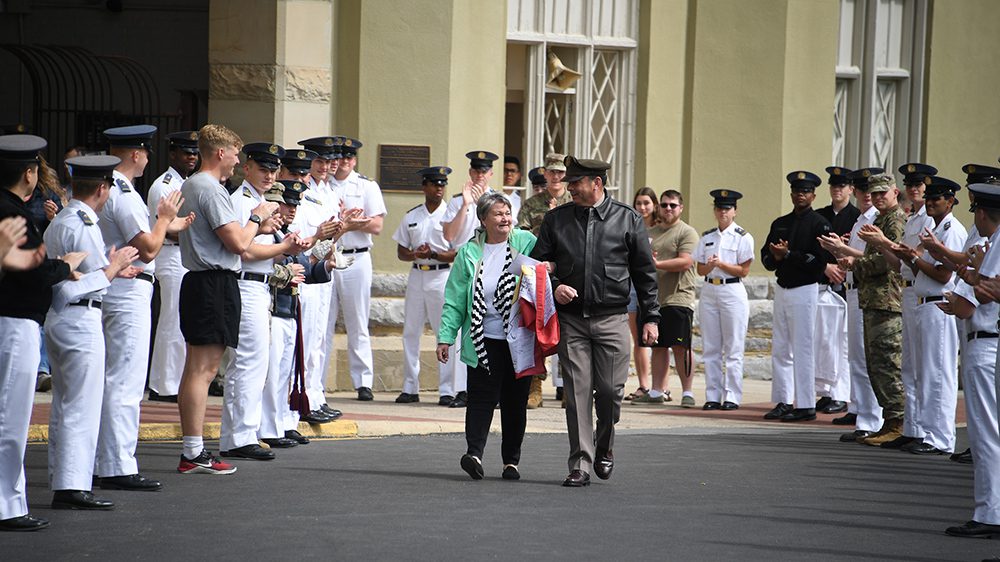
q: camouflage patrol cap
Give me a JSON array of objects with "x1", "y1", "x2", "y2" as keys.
[{"x1": 866, "y1": 173, "x2": 896, "y2": 193}]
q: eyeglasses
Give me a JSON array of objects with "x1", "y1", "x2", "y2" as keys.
[
  {"x1": 503, "y1": 168, "x2": 519, "y2": 174},
  {"x1": 660, "y1": 203, "x2": 680, "y2": 209}
]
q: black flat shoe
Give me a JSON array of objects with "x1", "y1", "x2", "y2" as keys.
[
  {"x1": 301, "y1": 410, "x2": 333, "y2": 424},
  {"x1": 950, "y1": 448, "x2": 973, "y2": 464},
  {"x1": 820, "y1": 400, "x2": 848, "y2": 414},
  {"x1": 815, "y1": 396, "x2": 833, "y2": 411},
  {"x1": 460, "y1": 454, "x2": 484, "y2": 480},
  {"x1": 501, "y1": 465, "x2": 520, "y2": 480},
  {"x1": 780, "y1": 408, "x2": 816, "y2": 422},
  {"x1": 438, "y1": 395, "x2": 454, "y2": 406},
  {"x1": 900, "y1": 438, "x2": 926, "y2": 452},
  {"x1": 909, "y1": 442, "x2": 948, "y2": 455},
  {"x1": 52, "y1": 490, "x2": 114, "y2": 510},
  {"x1": 261, "y1": 437, "x2": 298, "y2": 448},
  {"x1": 99, "y1": 474, "x2": 162, "y2": 491},
  {"x1": 320, "y1": 404, "x2": 342, "y2": 419},
  {"x1": 208, "y1": 376, "x2": 224, "y2": 397},
  {"x1": 562, "y1": 470, "x2": 590, "y2": 487},
  {"x1": 945, "y1": 520, "x2": 1000, "y2": 538},
  {"x1": 449, "y1": 391, "x2": 468, "y2": 408},
  {"x1": 880, "y1": 435, "x2": 919, "y2": 449},
  {"x1": 357, "y1": 387, "x2": 374, "y2": 401},
  {"x1": 147, "y1": 390, "x2": 178, "y2": 403},
  {"x1": 0, "y1": 514, "x2": 49, "y2": 531},
  {"x1": 594, "y1": 451, "x2": 614, "y2": 480},
  {"x1": 764, "y1": 403, "x2": 793, "y2": 420},
  {"x1": 285, "y1": 430, "x2": 310, "y2": 444},
  {"x1": 721, "y1": 401, "x2": 740, "y2": 410},
  {"x1": 702, "y1": 401, "x2": 722, "y2": 411},
  {"x1": 840, "y1": 430, "x2": 871, "y2": 442},
  {"x1": 220, "y1": 444, "x2": 276, "y2": 460},
  {"x1": 831, "y1": 412, "x2": 857, "y2": 426},
  {"x1": 395, "y1": 392, "x2": 420, "y2": 404}
]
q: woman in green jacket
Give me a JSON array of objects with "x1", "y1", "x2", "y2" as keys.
[{"x1": 436, "y1": 192, "x2": 536, "y2": 481}]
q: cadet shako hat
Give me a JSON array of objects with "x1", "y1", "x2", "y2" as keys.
[
  {"x1": 825, "y1": 166, "x2": 853, "y2": 186},
  {"x1": 418, "y1": 166, "x2": 451, "y2": 186},
  {"x1": 962, "y1": 164, "x2": 1000, "y2": 186},
  {"x1": 276, "y1": 179, "x2": 307, "y2": 206},
  {"x1": 528, "y1": 166, "x2": 547, "y2": 186},
  {"x1": 65, "y1": 155, "x2": 121, "y2": 180},
  {"x1": 298, "y1": 136, "x2": 340, "y2": 159},
  {"x1": 466, "y1": 150, "x2": 499, "y2": 171},
  {"x1": 786, "y1": 170, "x2": 822, "y2": 192},
  {"x1": 710, "y1": 189, "x2": 742, "y2": 209},
  {"x1": 0, "y1": 134, "x2": 47, "y2": 162},
  {"x1": 242, "y1": 142, "x2": 285, "y2": 171},
  {"x1": 898, "y1": 163, "x2": 937, "y2": 186},
  {"x1": 282, "y1": 149, "x2": 319, "y2": 175},
  {"x1": 167, "y1": 131, "x2": 199, "y2": 154},
  {"x1": 563, "y1": 155, "x2": 611, "y2": 183},
  {"x1": 923, "y1": 175, "x2": 961, "y2": 199},
  {"x1": 339, "y1": 137, "x2": 363, "y2": 158},
  {"x1": 969, "y1": 183, "x2": 1000, "y2": 211},
  {"x1": 847, "y1": 167, "x2": 885, "y2": 191},
  {"x1": 544, "y1": 152, "x2": 567, "y2": 172},
  {"x1": 104, "y1": 124, "x2": 157, "y2": 153}
]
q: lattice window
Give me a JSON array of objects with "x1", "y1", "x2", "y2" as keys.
[
  {"x1": 833, "y1": 80, "x2": 848, "y2": 165},
  {"x1": 871, "y1": 81, "x2": 896, "y2": 169},
  {"x1": 544, "y1": 94, "x2": 571, "y2": 155},
  {"x1": 590, "y1": 50, "x2": 619, "y2": 165}
]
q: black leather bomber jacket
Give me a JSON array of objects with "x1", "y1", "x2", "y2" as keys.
[{"x1": 530, "y1": 194, "x2": 660, "y2": 325}]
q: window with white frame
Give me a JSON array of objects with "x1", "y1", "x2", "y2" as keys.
[
  {"x1": 834, "y1": 0, "x2": 927, "y2": 171},
  {"x1": 507, "y1": 0, "x2": 638, "y2": 197}
]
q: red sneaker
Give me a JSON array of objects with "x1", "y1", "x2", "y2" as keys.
[{"x1": 177, "y1": 450, "x2": 237, "y2": 475}]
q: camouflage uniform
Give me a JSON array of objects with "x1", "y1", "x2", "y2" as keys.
[
  {"x1": 853, "y1": 203, "x2": 906, "y2": 420},
  {"x1": 517, "y1": 189, "x2": 573, "y2": 235}
]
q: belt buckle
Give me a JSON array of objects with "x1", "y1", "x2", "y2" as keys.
[
  {"x1": 709, "y1": 278, "x2": 721, "y2": 285},
  {"x1": 419, "y1": 265, "x2": 430, "y2": 271}
]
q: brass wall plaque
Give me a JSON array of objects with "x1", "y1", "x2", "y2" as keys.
[{"x1": 379, "y1": 144, "x2": 430, "y2": 192}]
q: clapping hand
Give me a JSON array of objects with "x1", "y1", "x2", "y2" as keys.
[
  {"x1": 889, "y1": 242, "x2": 920, "y2": 262},
  {"x1": 969, "y1": 242, "x2": 989, "y2": 272},
  {"x1": 768, "y1": 239, "x2": 789, "y2": 260},
  {"x1": 462, "y1": 180, "x2": 487, "y2": 206},
  {"x1": 858, "y1": 224, "x2": 889, "y2": 248},
  {"x1": 837, "y1": 256, "x2": 855, "y2": 271},
  {"x1": 705, "y1": 254, "x2": 720, "y2": 271},
  {"x1": 413, "y1": 243, "x2": 432, "y2": 259},
  {"x1": 818, "y1": 233, "x2": 847, "y2": 257},
  {"x1": 156, "y1": 191, "x2": 183, "y2": 222},
  {"x1": 824, "y1": 263, "x2": 846, "y2": 284}
]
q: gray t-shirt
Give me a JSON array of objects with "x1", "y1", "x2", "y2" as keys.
[{"x1": 179, "y1": 172, "x2": 240, "y2": 272}]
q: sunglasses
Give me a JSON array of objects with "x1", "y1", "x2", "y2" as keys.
[{"x1": 660, "y1": 202, "x2": 681, "y2": 209}]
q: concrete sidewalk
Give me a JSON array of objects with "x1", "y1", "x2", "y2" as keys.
[{"x1": 28, "y1": 377, "x2": 967, "y2": 443}]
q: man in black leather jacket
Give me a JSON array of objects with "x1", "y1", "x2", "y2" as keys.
[{"x1": 531, "y1": 156, "x2": 659, "y2": 487}]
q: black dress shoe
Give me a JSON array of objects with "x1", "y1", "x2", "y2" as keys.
[
  {"x1": 945, "y1": 520, "x2": 1000, "y2": 538},
  {"x1": 840, "y1": 430, "x2": 871, "y2": 442},
  {"x1": 449, "y1": 391, "x2": 468, "y2": 408},
  {"x1": 820, "y1": 400, "x2": 848, "y2": 414},
  {"x1": 721, "y1": 401, "x2": 740, "y2": 410},
  {"x1": 702, "y1": 401, "x2": 722, "y2": 411},
  {"x1": 900, "y1": 438, "x2": 926, "y2": 452},
  {"x1": 301, "y1": 410, "x2": 332, "y2": 424},
  {"x1": 99, "y1": 474, "x2": 162, "y2": 491},
  {"x1": 909, "y1": 442, "x2": 948, "y2": 455},
  {"x1": 261, "y1": 437, "x2": 298, "y2": 448},
  {"x1": 763, "y1": 403, "x2": 793, "y2": 420},
  {"x1": 147, "y1": 390, "x2": 178, "y2": 403},
  {"x1": 220, "y1": 444, "x2": 275, "y2": 460},
  {"x1": 208, "y1": 375, "x2": 224, "y2": 397},
  {"x1": 594, "y1": 451, "x2": 614, "y2": 480},
  {"x1": 320, "y1": 404, "x2": 342, "y2": 419},
  {"x1": 880, "y1": 435, "x2": 918, "y2": 449},
  {"x1": 950, "y1": 448, "x2": 974, "y2": 464},
  {"x1": 395, "y1": 392, "x2": 420, "y2": 404},
  {"x1": 831, "y1": 412, "x2": 857, "y2": 426},
  {"x1": 562, "y1": 470, "x2": 591, "y2": 487},
  {"x1": 555, "y1": 387, "x2": 564, "y2": 401},
  {"x1": 0, "y1": 514, "x2": 49, "y2": 532},
  {"x1": 780, "y1": 408, "x2": 816, "y2": 422},
  {"x1": 285, "y1": 429, "x2": 310, "y2": 444},
  {"x1": 52, "y1": 490, "x2": 114, "y2": 510},
  {"x1": 815, "y1": 396, "x2": 833, "y2": 411},
  {"x1": 357, "y1": 387, "x2": 374, "y2": 401},
  {"x1": 460, "y1": 454, "x2": 484, "y2": 480},
  {"x1": 501, "y1": 465, "x2": 520, "y2": 480},
  {"x1": 438, "y1": 395, "x2": 454, "y2": 406}
]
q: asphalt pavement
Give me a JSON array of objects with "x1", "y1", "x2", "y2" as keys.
[{"x1": 6, "y1": 427, "x2": 995, "y2": 562}]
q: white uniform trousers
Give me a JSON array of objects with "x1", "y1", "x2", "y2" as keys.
[
  {"x1": 45, "y1": 306, "x2": 105, "y2": 491},
  {"x1": 148, "y1": 245, "x2": 186, "y2": 395},
  {"x1": 813, "y1": 287, "x2": 850, "y2": 402},
  {"x1": 699, "y1": 281, "x2": 749, "y2": 404},
  {"x1": 901, "y1": 287, "x2": 923, "y2": 438},
  {"x1": 260, "y1": 315, "x2": 297, "y2": 440},
  {"x1": 914, "y1": 301, "x2": 959, "y2": 452},
  {"x1": 97, "y1": 279, "x2": 153, "y2": 478},
  {"x1": 329, "y1": 251, "x2": 375, "y2": 389},
  {"x1": 0, "y1": 318, "x2": 41, "y2": 519},
  {"x1": 220, "y1": 280, "x2": 271, "y2": 451},
  {"x1": 770, "y1": 284, "x2": 818, "y2": 409},
  {"x1": 549, "y1": 354, "x2": 563, "y2": 388},
  {"x1": 401, "y1": 268, "x2": 454, "y2": 395},
  {"x1": 299, "y1": 282, "x2": 330, "y2": 410},
  {"x1": 966, "y1": 337, "x2": 1000, "y2": 523},
  {"x1": 846, "y1": 289, "x2": 882, "y2": 432}
]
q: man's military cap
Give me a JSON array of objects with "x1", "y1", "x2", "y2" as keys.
[
  {"x1": 242, "y1": 142, "x2": 285, "y2": 171},
  {"x1": 825, "y1": 166, "x2": 853, "y2": 186},
  {"x1": 785, "y1": 170, "x2": 822, "y2": 192},
  {"x1": 466, "y1": 150, "x2": 499, "y2": 171},
  {"x1": 104, "y1": 125, "x2": 157, "y2": 153},
  {"x1": 962, "y1": 164, "x2": 1000, "y2": 186},
  {"x1": 528, "y1": 166, "x2": 547, "y2": 187},
  {"x1": 275, "y1": 179, "x2": 307, "y2": 206},
  {"x1": 847, "y1": 167, "x2": 886, "y2": 191},
  {"x1": 544, "y1": 153, "x2": 567, "y2": 172},
  {"x1": 167, "y1": 131, "x2": 199, "y2": 154},
  {"x1": 710, "y1": 189, "x2": 743, "y2": 209},
  {"x1": 282, "y1": 149, "x2": 319, "y2": 175},
  {"x1": 418, "y1": 166, "x2": 451, "y2": 186},
  {"x1": 339, "y1": 137, "x2": 363, "y2": 158},
  {"x1": 968, "y1": 183, "x2": 1000, "y2": 211},
  {"x1": 65, "y1": 155, "x2": 121, "y2": 180},
  {"x1": 923, "y1": 176, "x2": 961, "y2": 199},
  {"x1": 298, "y1": 136, "x2": 340, "y2": 159},
  {"x1": 0, "y1": 134, "x2": 46, "y2": 162},
  {"x1": 563, "y1": 155, "x2": 611, "y2": 183},
  {"x1": 898, "y1": 163, "x2": 937, "y2": 186}
]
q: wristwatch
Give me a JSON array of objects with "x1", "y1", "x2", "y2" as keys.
[{"x1": 249, "y1": 214, "x2": 263, "y2": 225}]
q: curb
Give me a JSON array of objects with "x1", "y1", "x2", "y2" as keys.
[{"x1": 27, "y1": 420, "x2": 359, "y2": 444}]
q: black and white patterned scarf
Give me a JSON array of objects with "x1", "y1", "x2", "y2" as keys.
[{"x1": 470, "y1": 243, "x2": 515, "y2": 371}]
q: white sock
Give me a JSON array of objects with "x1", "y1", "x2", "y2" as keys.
[
  {"x1": 183, "y1": 436, "x2": 204, "y2": 460},
  {"x1": 649, "y1": 390, "x2": 663, "y2": 398},
  {"x1": 682, "y1": 391, "x2": 695, "y2": 398}
]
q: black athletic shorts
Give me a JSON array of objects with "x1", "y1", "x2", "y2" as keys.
[
  {"x1": 639, "y1": 305, "x2": 693, "y2": 349},
  {"x1": 179, "y1": 270, "x2": 241, "y2": 348}
]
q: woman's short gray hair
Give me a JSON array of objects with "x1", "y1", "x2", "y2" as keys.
[{"x1": 476, "y1": 192, "x2": 512, "y2": 221}]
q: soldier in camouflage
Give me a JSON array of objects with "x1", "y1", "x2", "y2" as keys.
[{"x1": 838, "y1": 171, "x2": 907, "y2": 446}]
